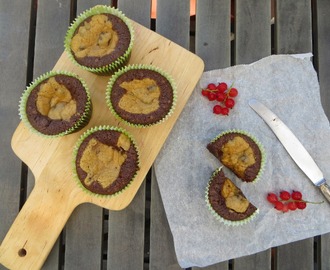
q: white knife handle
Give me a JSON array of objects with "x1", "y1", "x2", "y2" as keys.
[{"x1": 319, "y1": 182, "x2": 330, "y2": 203}]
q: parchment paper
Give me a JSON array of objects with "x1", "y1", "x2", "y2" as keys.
[{"x1": 154, "y1": 54, "x2": 330, "y2": 268}]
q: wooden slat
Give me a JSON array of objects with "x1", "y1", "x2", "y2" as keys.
[
  {"x1": 29, "y1": 1, "x2": 72, "y2": 269},
  {"x1": 62, "y1": 1, "x2": 110, "y2": 270},
  {"x1": 316, "y1": 0, "x2": 330, "y2": 268},
  {"x1": 149, "y1": 2, "x2": 191, "y2": 268},
  {"x1": 275, "y1": 0, "x2": 312, "y2": 54},
  {"x1": 321, "y1": 234, "x2": 330, "y2": 270},
  {"x1": 156, "y1": 0, "x2": 190, "y2": 49},
  {"x1": 195, "y1": 0, "x2": 231, "y2": 71},
  {"x1": 64, "y1": 204, "x2": 103, "y2": 270},
  {"x1": 32, "y1": 0, "x2": 71, "y2": 78},
  {"x1": 149, "y1": 168, "x2": 182, "y2": 269},
  {"x1": 233, "y1": 252, "x2": 271, "y2": 270},
  {"x1": 193, "y1": 263, "x2": 228, "y2": 270},
  {"x1": 106, "y1": 2, "x2": 149, "y2": 269},
  {"x1": 275, "y1": 1, "x2": 314, "y2": 269},
  {"x1": 107, "y1": 183, "x2": 146, "y2": 269},
  {"x1": 118, "y1": 0, "x2": 151, "y2": 28},
  {"x1": 316, "y1": 0, "x2": 330, "y2": 118},
  {"x1": 229, "y1": 1, "x2": 272, "y2": 269},
  {"x1": 235, "y1": 0, "x2": 271, "y2": 65},
  {"x1": 277, "y1": 239, "x2": 314, "y2": 270},
  {"x1": 76, "y1": 0, "x2": 111, "y2": 14},
  {"x1": 0, "y1": 1, "x2": 31, "y2": 269}
]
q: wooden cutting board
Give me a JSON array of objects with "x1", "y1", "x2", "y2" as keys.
[{"x1": 0, "y1": 20, "x2": 204, "y2": 270}]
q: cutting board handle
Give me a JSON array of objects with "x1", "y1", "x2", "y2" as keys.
[{"x1": 0, "y1": 177, "x2": 78, "y2": 270}]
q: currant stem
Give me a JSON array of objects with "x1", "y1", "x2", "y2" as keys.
[{"x1": 278, "y1": 199, "x2": 324, "y2": 205}]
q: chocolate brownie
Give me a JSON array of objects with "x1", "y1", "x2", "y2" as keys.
[
  {"x1": 207, "y1": 132, "x2": 262, "y2": 182},
  {"x1": 25, "y1": 74, "x2": 89, "y2": 135},
  {"x1": 70, "y1": 13, "x2": 131, "y2": 69},
  {"x1": 110, "y1": 68, "x2": 174, "y2": 125},
  {"x1": 75, "y1": 129, "x2": 139, "y2": 195},
  {"x1": 208, "y1": 169, "x2": 257, "y2": 221}
]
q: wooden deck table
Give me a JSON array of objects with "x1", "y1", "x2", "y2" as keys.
[{"x1": 0, "y1": 0, "x2": 330, "y2": 269}]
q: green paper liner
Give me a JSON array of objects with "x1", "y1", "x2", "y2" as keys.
[
  {"x1": 209, "y1": 129, "x2": 266, "y2": 184},
  {"x1": 72, "y1": 125, "x2": 140, "y2": 198},
  {"x1": 205, "y1": 167, "x2": 259, "y2": 226},
  {"x1": 19, "y1": 70, "x2": 92, "y2": 138},
  {"x1": 64, "y1": 5, "x2": 134, "y2": 75},
  {"x1": 105, "y1": 64, "x2": 177, "y2": 128}
]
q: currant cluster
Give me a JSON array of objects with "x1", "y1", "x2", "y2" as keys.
[
  {"x1": 267, "y1": 190, "x2": 323, "y2": 213},
  {"x1": 201, "y1": 82, "x2": 238, "y2": 115}
]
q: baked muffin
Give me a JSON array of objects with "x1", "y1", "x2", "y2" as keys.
[
  {"x1": 207, "y1": 130, "x2": 265, "y2": 183},
  {"x1": 19, "y1": 71, "x2": 92, "y2": 137},
  {"x1": 206, "y1": 167, "x2": 258, "y2": 225},
  {"x1": 64, "y1": 5, "x2": 134, "y2": 74},
  {"x1": 106, "y1": 64, "x2": 176, "y2": 127},
  {"x1": 73, "y1": 126, "x2": 140, "y2": 196}
]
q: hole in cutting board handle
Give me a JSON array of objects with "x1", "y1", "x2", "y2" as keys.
[{"x1": 18, "y1": 248, "x2": 27, "y2": 257}]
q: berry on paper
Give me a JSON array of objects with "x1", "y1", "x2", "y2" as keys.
[
  {"x1": 201, "y1": 81, "x2": 238, "y2": 116},
  {"x1": 266, "y1": 190, "x2": 323, "y2": 213}
]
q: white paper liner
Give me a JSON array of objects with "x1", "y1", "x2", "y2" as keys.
[{"x1": 154, "y1": 54, "x2": 330, "y2": 268}]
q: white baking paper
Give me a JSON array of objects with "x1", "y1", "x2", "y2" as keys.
[{"x1": 154, "y1": 54, "x2": 330, "y2": 268}]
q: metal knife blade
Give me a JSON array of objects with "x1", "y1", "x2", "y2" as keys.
[{"x1": 249, "y1": 98, "x2": 330, "y2": 203}]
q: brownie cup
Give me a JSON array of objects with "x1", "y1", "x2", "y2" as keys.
[
  {"x1": 206, "y1": 168, "x2": 258, "y2": 225},
  {"x1": 19, "y1": 71, "x2": 92, "y2": 137},
  {"x1": 73, "y1": 126, "x2": 139, "y2": 196},
  {"x1": 207, "y1": 130, "x2": 265, "y2": 183},
  {"x1": 64, "y1": 5, "x2": 134, "y2": 74},
  {"x1": 106, "y1": 64, "x2": 176, "y2": 127}
]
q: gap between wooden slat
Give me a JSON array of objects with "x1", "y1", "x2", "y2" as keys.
[
  {"x1": 144, "y1": 170, "x2": 152, "y2": 268},
  {"x1": 70, "y1": 0, "x2": 77, "y2": 23},
  {"x1": 19, "y1": 0, "x2": 38, "y2": 210}
]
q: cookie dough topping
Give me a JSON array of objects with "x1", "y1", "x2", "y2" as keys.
[
  {"x1": 221, "y1": 178, "x2": 249, "y2": 213},
  {"x1": 36, "y1": 77, "x2": 77, "y2": 121},
  {"x1": 71, "y1": 14, "x2": 119, "y2": 58},
  {"x1": 118, "y1": 78, "x2": 160, "y2": 114},
  {"x1": 221, "y1": 136, "x2": 255, "y2": 178},
  {"x1": 79, "y1": 133, "x2": 131, "y2": 188}
]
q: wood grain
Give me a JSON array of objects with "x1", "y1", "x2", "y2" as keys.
[{"x1": 0, "y1": 20, "x2": 204, "y2": 270}]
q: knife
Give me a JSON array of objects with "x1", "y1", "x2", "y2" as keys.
[{"x1": 249, "y1": 98, "x2": 330, "y2": 203}]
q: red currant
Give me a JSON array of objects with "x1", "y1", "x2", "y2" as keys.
[
  {"x1": 274, "y1": 201, "x2": 284, "y2": 211},
  {"x1": 296, "y1": 201, "x2": 307, "y2": 210},
  {"x1": 228, "y1": 87, "x2": 238, "y2": 97},
  {"x1": 201, "y1": 81, "x2": 238, "y2": 116},
  {"x1": 279, "y1": 191, "x2": 291, "y2": 201},
  {"x1": 288, "y1": 202, "x2": 297, "y2": 211},
  {"x1": 213, "y1": 105, "x2": 222, "y2": 115},
  {"x1": 207, "y1": 92, "x2": 216, "y2": 101},
  {"x1": 291, "y1": 191, "x2": 302, "y2": 200},
  {"x1": 201, "y1": 89, "x2": 209, "y2": 96},
  {"x1": 267, "y1": 193, "x2": 278, "y2": 203},
  {"x1": 217, "y1": 82, "x2": 227, "y2": 92},
  {"x1": 216, "y1": 92, "x2": 226, "y2": 102},
  {"x1": 267, "y1": 190, "x2": 323, "y2": 213},
  {"x1": 282, "y1": 203, "x2": 289, "y2": 213},
  {"x1": 221, "y1": 107, "x2": 229, "y2": 115},
  {"x1": 207, "y1": 83, "x2": 217, "y2": 90},
  {"x1": 225, "y1": 98, "x2": 235, "y2": 109}
]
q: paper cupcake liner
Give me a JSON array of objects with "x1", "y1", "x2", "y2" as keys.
[
  {"x1": 209, "y1": 129, "x2": 266, "y2": 184},
  {"x1": 205, "y1": 167, "x2": 259, "y2": 226},
  {"x1": 105, "y1": 64, "x2": 177, "y2": 128},
  {"x1": 19, "y1": 70, "x2": 92, "y2": 138},
  {"x1": 72, "y1": 125, "x2": 140, "y2": 198},
  {"x1": 64, "y1": 5, "x2": 134, "y2": 75}
]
